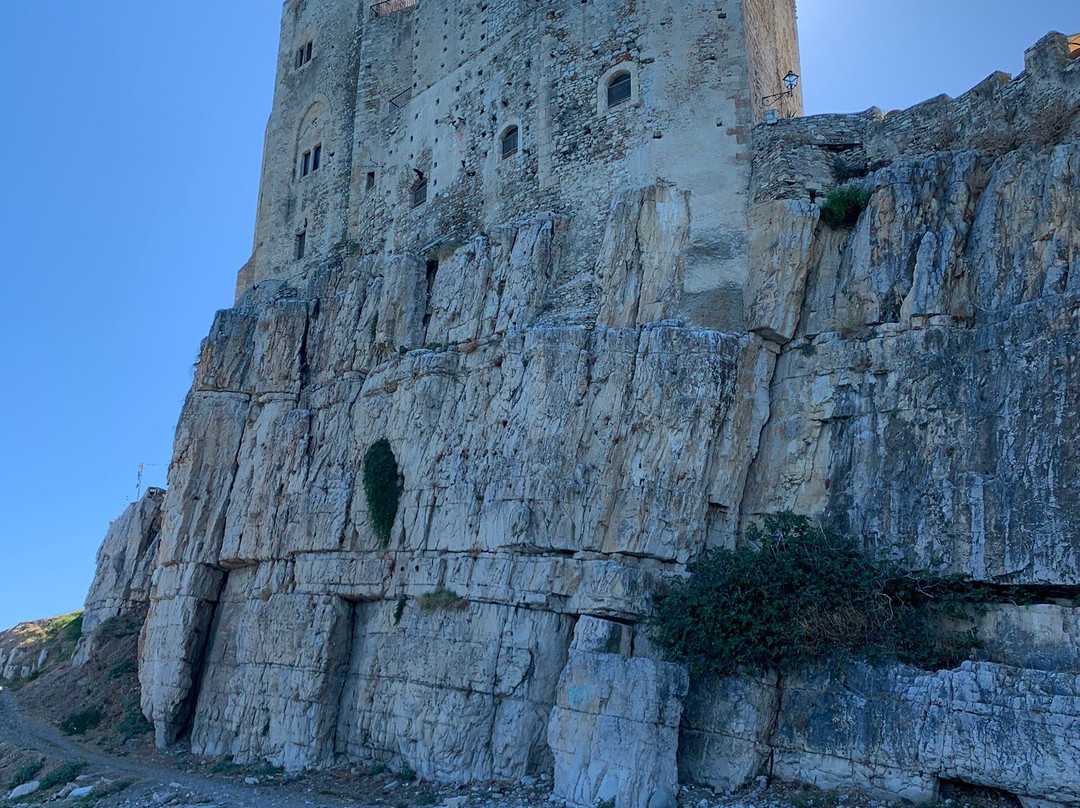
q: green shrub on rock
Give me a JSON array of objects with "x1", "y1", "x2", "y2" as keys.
[
  {"x1": 649, "y1": 513, "x2": 986, "y2": 675},
  {"x1": 363, "y1": 438, "x2": 401, "y2": 548},
  {"x1": 819, "y1": 184, "x2": 872, "y2": 228}
]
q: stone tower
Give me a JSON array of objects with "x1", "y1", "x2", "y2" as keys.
[{"x1": 236, "y1": 0, "x2": 801, "y2": 331}]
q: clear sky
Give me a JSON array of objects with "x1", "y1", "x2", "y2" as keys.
[{"x1": 0, "y1": 1, "x2": 1075, "y2": 631}]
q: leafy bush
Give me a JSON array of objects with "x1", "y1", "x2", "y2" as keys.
[
  {"x1": 8, "y1": 759, "x2": 44, "y2": 789},
  {"x1": 363, "y1": 439, "x2": 401, "y2": 548},
  {"x1": 366, "y1": 763, "x2": 388, "y2": 777},
  {"x1": 398, "y1": 762, "x2": 417, "y2": 783},
  {"x1": 60, "y1": 708, "x2": 104, "y2": 736},
  {"x1": 649, "y1": 513, "x2": 994, "y2": 676},
  {"x1": 819, "y1": 184, "x2": 872, "y2": 229},
  {"x1": 418, "y1": 587, "x2": 467, "y2": 614},
  {"x1": 596, "y1": 798, "x2": 616, "y2": 808},
  {"x1": 393, "y1": 596, "x2": 408, "y2": 626},
  {"x1": 39, "y1": 761, "x2": 87, "y2": 790}
]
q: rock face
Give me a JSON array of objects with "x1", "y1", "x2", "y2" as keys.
[
  {"x1": 73, "y1": 488, "x2": 164, "y2": 667},
  {"x1": 743, "y1": 147, "x2": 1080, "y2": 584},
  {"x1": 684, "y1": 660, "x2": 1080, "y2": 807},
  {"x1": 70, "y1": 29, "x2": 1080, "y2": 808},
  {"x1": 139, "y1": 191, "x2": 760, "y2": 789},
  {"x1": 548, "y1": 618, "x2": 688, "y2": 808}
]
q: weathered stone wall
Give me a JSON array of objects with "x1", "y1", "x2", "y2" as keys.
[
  {"x1": 242, "y1": 0, "x2": 803, "y2": 333},
  {"x1": 751, "y1": 32, "x2": 1080, "y2": 205}
]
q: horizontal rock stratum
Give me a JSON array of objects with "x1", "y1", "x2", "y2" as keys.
[{"x1": 70, "y1": 13, "x2": 1080, "y2": 808}]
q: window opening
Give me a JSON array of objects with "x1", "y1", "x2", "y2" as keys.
[
  {"x1": 302, "y1": 150, "x2": 312, "y2": 177},
  {"x1": 295, "y1": 230, "x2": 307, "y2": 260},
  {"x1": 313, "y1": 144, "x2": 322, "y2": 171},
  {"x1": 366, "y1": 171, "x2": 376, "y2": 191},
  {"x1": 412, "y1": 179, "x2": 428, "y2": 207},
  {"x1": 607, "y1": 71, "x2": 632, "y2": 108},
  {"x1": 296, "y1": 41, "x2": 314, "y2": 69},
  {"x1": 500, "y1": 126, "x2": 519, "y2": 159}
]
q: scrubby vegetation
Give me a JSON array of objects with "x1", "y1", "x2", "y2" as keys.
[
  {"x1": 819, "y1": 184, "x2": 872, "y2": 228},
  {"x1": 418, "y1": 587, "x2": 467, "y2": 614},
  {"x1": 60, "y1": 708, "x2": 104, "y2": 736},
  {"x1": 8, "y1": 759, "x2": 44, "y2": 789},
  {"x1": 650, "y1": 513, "x2": 1031, "y2": 676},
  {"x1": 363, "y1": 438, "x2": 401, "y2": 548},
  {"x1": 39, "y1": 761, "x2": 87, "y2": 790}
]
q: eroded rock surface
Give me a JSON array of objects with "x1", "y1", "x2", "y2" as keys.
[
  {"x1": 62, "y1": 43, "x2": 1080, "y2": 806},
  {"x1": 73, "y1": 487, "x2": 164, "y2": 667}
]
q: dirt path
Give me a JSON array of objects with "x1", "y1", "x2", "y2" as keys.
[{"x1": 0, "y1": 688, "x2": 359, "y2": 807}]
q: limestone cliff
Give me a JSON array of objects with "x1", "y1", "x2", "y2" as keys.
[
  {"x1": 73, "y1": 487, "x2": 164, "y2": 667},
  {"x1": 71, "y1": 30, "x2": 1080, "y2": 808}
]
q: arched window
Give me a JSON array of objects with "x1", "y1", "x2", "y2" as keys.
[
  {"x1": 607, "y1": 71, "x2": 632, "y2": 108},
  {"x1": 500, "y1": 125, "x2": 519, "y2": 159},
  {"x1": 296, "y1": 99, "x2": 328, "y2": 182},
  {"x1": 412, "y1": 179, "x2": 428, "y2": 208}
]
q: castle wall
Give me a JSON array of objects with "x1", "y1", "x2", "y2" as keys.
[
  {"x1": 240, "y1": 0, "x2": 802, "y2": 331},
  {"x1": 242, "y1": 0, "x2": 364, "y2": 294},
  {"x1": 751, "y1": 32, "x2": 1080, "y2": 204}
]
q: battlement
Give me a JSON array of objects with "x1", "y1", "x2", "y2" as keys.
[{"x1": 752, "y1": 32, "x2": 1080, "y2": 204}]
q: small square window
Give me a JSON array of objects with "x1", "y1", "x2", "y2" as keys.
[
  {"x1": 312, "y1": 144, "x2": 322, "y2": 171},
  {"x1": 295, "y1": 231, "x2": 307, "y2": 260},
  {"x1": 302, "y1": 151, "x2": 311, "y2": 177}
]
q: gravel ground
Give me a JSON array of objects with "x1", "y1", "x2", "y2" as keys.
[{"x1": 1, "y1": 686, "x2": 1011, "y2": 808}]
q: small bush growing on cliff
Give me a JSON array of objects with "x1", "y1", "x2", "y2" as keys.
[
  {"x1": 819, "y1": 184, "x2": 872, "y2": 229},
  {"x1": 418, "y1": 587, "x2": 467, "y2": 614},
  {"x1": 363, "y1": 438, "x2": 401, "y2": 548},
  {"x1": 648, "y1": 513, "x2": 994, "y2": 675}
]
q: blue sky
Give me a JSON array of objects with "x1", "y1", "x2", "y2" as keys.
[{"x1": 0, "y1": 1, "x2": 1075, "y2": 630}]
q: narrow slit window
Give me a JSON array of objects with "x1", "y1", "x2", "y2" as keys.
[
  {"x1": 296, "y1": 41, "x2": 313, "y2": 69},
  {"x1": 302, "y1": 150, "x2": 312, "y2": 177},
  {"x1": 366, "y1": 171, "x2": 376, "y2": 191},
  {"x1": 607, "y1": 71, "x2": 632, "y2": 108},
  {"x1": 295, "y1": 231, "x2": 307, "y2": 260},
  {"x1": 412, "y1": 180, "x2": 428, "y2": 208},
  {"x1": 312, "y1": 144, "x2": 322, "y2": 171},
  {"x1": 500, "y1": 126, "x2": 519, "y2": 159}
]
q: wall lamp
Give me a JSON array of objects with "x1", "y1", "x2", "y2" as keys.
[{"x1": 763, "y1": 71, "x2": 799, "y2": 106}]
